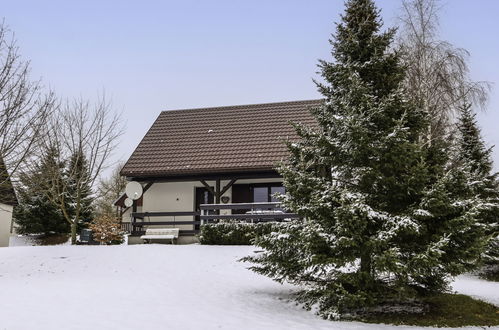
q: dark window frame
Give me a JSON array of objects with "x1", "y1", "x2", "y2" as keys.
[{"x1": 249, "y1": 182, "x2": 285, "y2": 203}]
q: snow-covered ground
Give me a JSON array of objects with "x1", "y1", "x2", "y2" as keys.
[
  {"x1": 8, "y1": 234, "x2": 44, "y2": 246},
  {"x1": 8, "y1": 234, "x2": 71, "y2": 247},
  {"x1": 452, "y1": 274, "x2": 499, "y2": 306},
  {"x1": 0, "y1": 245, "x2": 496, "y2": 330}
]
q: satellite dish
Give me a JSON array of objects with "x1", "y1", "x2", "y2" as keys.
[
  {"x1": 124, "y1": 198, "x2": 133, "y2": 208},
  {"x1": 125, "y1": 181, "x2": 143, "y2": 200}
]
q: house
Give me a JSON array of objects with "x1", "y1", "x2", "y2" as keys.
[
  {"x1": 0, "y1": 159, "x2": 17, "y2": 247},
  {"x1": 120, "y1": 99, "x2": 321, "y2": 244}
]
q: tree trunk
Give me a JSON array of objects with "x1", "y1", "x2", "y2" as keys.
[
  {"x1": 71, "y1": 222, "x2": 77, "y2": 244},
  {"x1": 360, "y1": 249, "x2": 373, "y2": 289},
  {"x1": 360, "y1": 249, "x2": 372, "y2": 274}
]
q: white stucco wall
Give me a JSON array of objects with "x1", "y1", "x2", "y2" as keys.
[
  {"x1": 135, "y1": 178, "x2": 284, "y2": 230},
  {"x1": 142, "y1": 181, "x2": 219, "y2": 230},
  {"x1": 144, "y1": 181, "x2": 199, "y2": 213},
  {"x1": 0, "y1": 203, "x2": 14, "y2": 247}
]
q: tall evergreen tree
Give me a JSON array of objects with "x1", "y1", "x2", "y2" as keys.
[
  {"x1": 66, "y1": 151, "x2": 94, "y2": 232},
  {"x1": 244, "y1": 0, "x2": 485, "y2": 318},
  {"x1": 14, "y1": 147, "x2": 69, "y2": 235},
  {"x1": 452, "y1": 104, "x2": 499, "y2": 263}
]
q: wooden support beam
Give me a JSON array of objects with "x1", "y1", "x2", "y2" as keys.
[
  {"x1": 130, "y1": 171, "x2": 280, "y2": 183},
  {"x1": 120, "y1": 207, "x2": 130, "y2": 217},
  {"x1": 220, "y1": 178, "x2": 237, "y2": 196},
  {"x1": 199, "y1": 179, "x2": 215, "y2": 195},
  {"x1": 143, "y1": 182, "x2": 154, "y2": 193},
  {"x1": 215, "y1": 179, "x2": 221, "y2": 204}
]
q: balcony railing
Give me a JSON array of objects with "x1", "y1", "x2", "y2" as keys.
[
  {"x1": 129, "y1": 211, "x2": 200, "y2": 236},
  {"x1": 127, "y1": 202, "x2": 300, "y2": 236},
  {"x1": 199, "y1": 202, "x2": 300, "y2": 224},
  {"x1": 120, "y1": 222, "x2": 133, "y2": 233}
]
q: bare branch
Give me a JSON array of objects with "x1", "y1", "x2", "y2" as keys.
[
  {"x1": 397, "y1": 0, "x2": 491, "y2": 143},
  {"x1": 0, "y1": 21, "x2": 56, "y2": 203},
  {"x1": 28, "y1": 95, "x2": 124, "y2": 244}
]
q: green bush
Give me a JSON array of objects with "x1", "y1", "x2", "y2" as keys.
[{"x1": 200, "y1": 222, "x2": 285, "y2": 245}]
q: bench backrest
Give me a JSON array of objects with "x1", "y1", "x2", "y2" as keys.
[{"x1": 144, "y1": 228, "x2": 179, "y2": 237}]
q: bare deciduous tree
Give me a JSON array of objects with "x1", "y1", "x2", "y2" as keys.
[
  {"x1": 0, "y1": 22, "x2": 55, "y2": 207},
  {"x1": 398, "y1": 0, "x2": 490, "y2": 143},
  {"x1": 37, "y1": 97, "x2": 123, "y2": 244},
  {"x1": 95, "y1": 161, "x2": 127, "y2": 218}
]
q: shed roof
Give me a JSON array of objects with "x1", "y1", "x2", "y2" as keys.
[{"x1": 121, "y1": 99, "x2": 321, "y2": 179}]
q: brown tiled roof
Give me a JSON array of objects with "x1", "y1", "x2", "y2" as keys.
[{"x1": 121, "y1": 99, "x2": 322, "y2": 178}]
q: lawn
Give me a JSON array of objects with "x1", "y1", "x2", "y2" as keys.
[{"x1": 0, "y1": 244, "x2": 497, "y2": 330}]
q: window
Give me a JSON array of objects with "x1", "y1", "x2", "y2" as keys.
[
  {"x1": 253, "y1": 187, "x2": 269, "y2": 203},
  {"x1": 251, "y1": 184, "x2": 285, "y2": 203},
  {"x1": 201, "y1": 191, "x2": 212, "y2": 204},
  {"x1": 270, "y1": 186, "x2": 285, "y2": 202}
]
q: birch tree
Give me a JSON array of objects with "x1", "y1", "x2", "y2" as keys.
[{"x1": 398, "y1": 0, "x2": 490, "y2": 144}]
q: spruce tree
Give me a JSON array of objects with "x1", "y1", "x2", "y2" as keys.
[
  {"x1": 244, "y1": 0, "x2": 485, "y2": 318},
  {"x1": 14, "y1": 147, "x2": 69, "y2": 235},
  {"x1": 66, "y1": 151, "x2": 94, "y2": 232},
  {"x1": 453, "y1": 104, "x2": 499, "y2": 264}
]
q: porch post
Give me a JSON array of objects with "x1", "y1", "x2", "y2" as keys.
[
  {"x1": 131, "y1": 200, "x2": 137, "y2": 234},
  {"x1": 131, "y1": 212, "x2": 136, "y2": 234},
  {"x1": 215, "y1": 178, "x2": 221, "y2": 204}
]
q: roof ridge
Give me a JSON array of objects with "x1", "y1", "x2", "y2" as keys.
[{"x1": 160, "y1": 99, "x2": 322, "y2": 114}]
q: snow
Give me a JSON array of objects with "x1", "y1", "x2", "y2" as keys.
[
  {"x1": 0, "y1": 245, "x2": 496, "y2": 330},
  {"x1": 413, "y1": 209, "x2": 432, "y2": 217},
  {"x1": 451, "y1": 274, "x2": 499, "y2": 306},
  {"x1": 8, "y1": 235, "x2": 71, "y2": 247},
  {"x1": 8, "y1": 235, "x2": 39, "y2": 246}
]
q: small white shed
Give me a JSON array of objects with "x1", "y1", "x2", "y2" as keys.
[{"x1": 0, "y1": 159, "x2": 17, "y2": 247}]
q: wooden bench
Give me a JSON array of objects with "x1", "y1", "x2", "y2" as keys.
[{"x1": 140, "y1": 228, "x2": 179, "y2": 244}]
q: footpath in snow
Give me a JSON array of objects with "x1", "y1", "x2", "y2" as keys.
[{"x1": 0, "y1": 244, "x2": 497, "y2": 330}]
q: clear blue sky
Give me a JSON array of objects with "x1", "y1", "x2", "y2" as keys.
[{"x1": 3, "y1": 0, "x2": 499, "y2": 172}]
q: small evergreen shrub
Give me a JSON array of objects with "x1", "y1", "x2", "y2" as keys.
[{"x1": 200, "y1": 222, "x2": 286, "y2": 245}]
